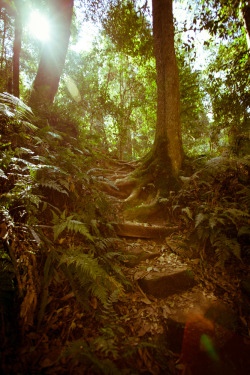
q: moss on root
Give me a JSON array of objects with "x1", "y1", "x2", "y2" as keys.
[{"x1": 115, "y1": 138, "x2": 182, "y2": 212}]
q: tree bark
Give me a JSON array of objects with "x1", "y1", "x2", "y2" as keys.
[
  {"x1": 13, "y1": 1, "x2": 22, "y2": 98},
  {"x1": 1, "y1": 10, "x2": 7, "y2": 71},
  {"x1": 152, "y1": 0, "x2": 183, "y2": 175},
  {"x1": 29, "y1": 0, "x2": 73, "y2": 109},
  {"x1": 242, "y1": 2, "x2": 250, "y2": 47}
]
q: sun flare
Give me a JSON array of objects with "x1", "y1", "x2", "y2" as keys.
[{"x1": 28, "y1": 10, "x2": 50, "y2": 41}]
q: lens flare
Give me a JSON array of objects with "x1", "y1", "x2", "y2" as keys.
[{"x1": 28, "y1": 10, "x2": 50, "y2": 41}]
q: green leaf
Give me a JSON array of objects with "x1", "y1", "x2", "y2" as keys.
[
  {"x1": 0, "y1": 168, "x2": 8, "y2": 180},
  {"x1": 53, "y1": 221, "x2": 68, "y2": 240},
  {"x1": 195, "y1": 212, "x2": 208, "y2": 228},
  {"x1": 182, "y1": 207, "x2": 193, "y2": 220},
  {"x1": 238, "y1": 226, "x2": 250, "y2": 237}
]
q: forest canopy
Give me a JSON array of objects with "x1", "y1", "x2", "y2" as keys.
[{"x1": 0, "y1": 0, "x2": 248, "y2": 159}]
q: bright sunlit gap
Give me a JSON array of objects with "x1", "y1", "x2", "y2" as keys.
[{"x1": 28, "y1": 10, "x2": 51, "y2": 41}]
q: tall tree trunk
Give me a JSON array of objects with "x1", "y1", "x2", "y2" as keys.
[
  {"x1": 242, "y1": 2, "x2": 250, "y2": 47},
  {"x1": 29, "y1": 0, "x2": 73, "y2": 109},
  {"x1": 13, "y1": 1, "x2": 22, "y2": 98},
  {"x1": 152, "y1": 0, "x2": 183, "y2": 175},
  {"x1": 1, "y1": 11, "x2": 7, "y2": 71}
]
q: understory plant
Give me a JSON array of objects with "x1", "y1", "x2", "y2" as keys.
[
  {"x1": 169, "y1": 156, "x2": 250, "y2": 266},
  {"x1": 0, "y1": 93, "x2": 130, "y2": 372}
]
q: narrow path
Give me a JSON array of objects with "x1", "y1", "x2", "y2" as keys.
[{"x1": 96, "y1": 157, "x2": 250, "y2": 375}]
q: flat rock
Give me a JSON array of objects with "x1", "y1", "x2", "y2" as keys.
[
  {"x1": 113, "y1": 222, "x2": 176, "y2": 239},
  {"x1": 138, "y1": 266, "x2": 196, "y2": 298},
  {"x1": 124, "y1": 250, "x2": 161, "y2": 268}
]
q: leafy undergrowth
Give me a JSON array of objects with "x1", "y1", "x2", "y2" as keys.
[
  {"x1": 1, "y1": 93, "x2": 163, "y2": 375},
  {"x1": 168, "y1": 155, "x2": 250, "y2": 266},
  {"x1": 1, "y1": 93, "x2": 249, "y2": 374},
  {"x1": 162, "y1": 155, "x2": 250, "y2": 333}
]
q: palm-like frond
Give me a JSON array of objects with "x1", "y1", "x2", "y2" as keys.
[
  {"x1": 58, "y1": 248, "x2": 122, "y2": 305},
  {"x1": 0, "y1": 92, "x2": 35, "y2": 123}
]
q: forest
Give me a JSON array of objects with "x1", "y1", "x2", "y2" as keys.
[{"x1": 0, "y1": 0, "x2": 249, "y2": 374}]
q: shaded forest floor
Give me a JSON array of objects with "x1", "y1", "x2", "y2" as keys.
[{"x1": 1, "y1": 131, "x2": 250, "y2": 374}]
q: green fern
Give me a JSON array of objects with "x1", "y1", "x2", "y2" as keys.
[
  {"x1": 212, "y1": 234, "x2": 242, "y2": 265},
  {"x1": 182, "y1": 207, "x2": 193, "y2": 220},
  {"x1": 208, "y1": 215, "x2": 218, "y2": 230},
  {"x1": 58, "y1": 248, "x2": 122, "y2": 305},
  {"x1": 195, "y1": 212, "x2": 208, "y2": 228},
  {"x1": 0, "y1": 92, "x2": 35, "y2": 123},
  {"x1": 62, "y1": 340, "x2": 122, "y2": 375},
  {"x1": 38, "y1": 178, "x2": 69, "y2": 195},
  {"x1": 52, "y1": 210, "x2": 93, "y2": 241},
  {"x1": 0, "y1": 168, "x2": 8, "y2": 179},
  {"x1": 237, "y1": 187, "x2": 250, "y2": 207},
  {"x1": 37, "y1": 250, "x2": 58, "y2": 328},
  {"x1": 222, "y1": 208, "x2": 250, "y2": 226},
  {"x1": 94, "y1": 335, "x2": 119, "y2": 359},
  {"x1": 0, "y1": 239, "x2": 16, "y2": 294}
]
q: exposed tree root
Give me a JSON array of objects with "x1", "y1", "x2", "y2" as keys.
[
  {"x1": 114, "y1": 148, "x2": 181, "y2": 222},
  {"x1": 94, "y1": 150, "x2": 139, "y2": 171},
  {"x1": 97, "y1": 180, "x2": 128, "y2": 199},
  {"x1": 124, "y1": 191, "x2": 164, "y2": 222},
  {"x1": 95, "y1": 144, "x2": 182, "y2": 223}
]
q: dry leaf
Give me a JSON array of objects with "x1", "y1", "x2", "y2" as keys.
[
  {"x1": 40, "y1": 358, "x2": 54, "y2": 368},
  {"x1": 240, "y1": 316, "x2": 248, "y2": 326},
  {"x1": 90, "y1": 296, "x2": 98, "y2": 309},
  {"x1": 61, "y1": 292, "x2": 75, "y2": 301},
  {"x1": 134, "y1": 270, "x2": 147, "y2": 280},
  {"x1": 138, "y1": 323, "x2": 151, "y2": 337},
  {"x1": 162, "y1": 305, "x2": 171, "y2": 317},
  {"x1": 141, "y1": 297, "x2": 152, "y2": 305}
]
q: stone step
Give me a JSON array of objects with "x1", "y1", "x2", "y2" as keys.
[
  {"x1": 137, "y1": 266, "x2": 196, "y2": 298},
  {"x1": 112, "y1": 221, "x2": 177, "y2": 239}
]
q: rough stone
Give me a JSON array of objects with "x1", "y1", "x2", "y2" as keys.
[
  {"x1": 113, "y1": 221, "x2": 177, "y2": 239},
  {"x1": 137, "y1": 266, "x2": 196, "y2": 298}
]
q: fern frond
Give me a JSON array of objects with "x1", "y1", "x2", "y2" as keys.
[
  {"x1": 53, "y1": 220, "x2": 68, "y2": 240},
  {"x1": 89, "y1": 282, "x2": 108, "y2": 305},
  {"x1": 38, "y1": 178, "x2": 69, "y2": 195},
  {"x1": 208, "y1": 216, "x2": 217, "y2": 230},
  {"x1": 0, "y1": 92, "x2": 34, "y2": 122},
  {"x1": 11, "y1": 156, "x2": 38, "y2": 170},
  {"x1": 94, "y1": 335, "x2": 119, "y2": 359},
  {"x1": 195, "y1": 212, "x2": 208, "y2": 228},
  {"x1": 213, "y1": 234, "x2": 242, "y2": 263},
  {"x1": 182, "y1": 207, "x2": 193, "y2": 220},
  {"x1": 196, "y1": 225, "x2": 210, "y2": 241},
  {"x1": 237, "y1": 187, "x2": 250, "y2": 207},
  {"x1": 91, "y1": 219, "x2": 100, "y2": 236},
  {"x1": 238, "y1": 226, "x2": 250, "y2": 237},
  {"x1": 104, "y1": 289, "x2": 120, "y2": 309},
  {"x1": 62, "y1": 340, "x2": 121, "y2": 375},
  {"x1": 223, "y1": 208, "x2": 249, "y2": 222},
  {"x1": 99, "y1": 254, "x2": 128, "y2": 287},
  {"x1": 15, "y1": 147, "x2": 34, "y2": 157},
  {"x1": 26, "y1": 193, "x2": 42, "y2": 208},
  {"x1": 47, "y1": 131, "x2": 63, "y2": 140},
  {"x1": 66, "y1": 220, "x2": 93, "y2": 241},
  {"x1": 59, "y1": 249, "x2": 110, "y2": 304},
  {"x1": 0, "y1": 168, "x2": 8, "y2": 180}
]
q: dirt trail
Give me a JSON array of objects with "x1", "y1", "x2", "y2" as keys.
[{"x1": 95, "y1": 157, "x2": 250, "y2": 375}]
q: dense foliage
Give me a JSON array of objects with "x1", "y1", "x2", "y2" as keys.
[{"x1": 0, "y1": 92, "x2": 132, "y2": 373}]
